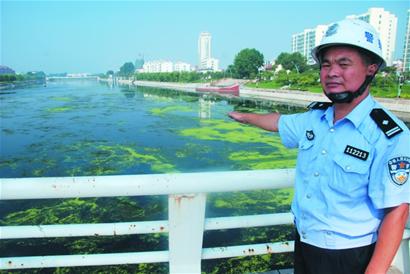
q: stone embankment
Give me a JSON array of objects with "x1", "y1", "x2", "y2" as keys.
[
  {"x1": 103, "y1": 79, "x2": 408, "y2": 122},
  {"x1": 239, "y1": 87, "x2": 410, "y2": 122}
]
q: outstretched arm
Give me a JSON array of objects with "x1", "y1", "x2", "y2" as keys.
[
  {"x1": 365, "y1": 203, "x2": 409, "y2": 274},
  {"x1": 228, "y1": 112, "x2": 281, "y2": 132}
]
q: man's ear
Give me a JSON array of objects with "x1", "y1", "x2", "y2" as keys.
[{"x1": 367, "y1": 64, "x2": 378, "y2": 76}]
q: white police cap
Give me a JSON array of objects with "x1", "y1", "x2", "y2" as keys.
[{"x1": 311, "y1": 19, "x2": 386, "y2": 69}]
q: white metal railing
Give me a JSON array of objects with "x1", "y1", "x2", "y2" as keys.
[{"x1": 0, "y1": 169, "x2": 409, "y2": 273}]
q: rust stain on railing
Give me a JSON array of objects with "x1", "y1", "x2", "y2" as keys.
[{"x1": 172, "y1": 194, "x2": 196, "y2": 207}]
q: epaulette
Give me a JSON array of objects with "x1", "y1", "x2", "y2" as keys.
[
  {"x1": 307, "y1": 101, "x2": 333, "y2": 110},
  {"x1": 370, "y1": 108, "x2": 403, "y2": 139}
]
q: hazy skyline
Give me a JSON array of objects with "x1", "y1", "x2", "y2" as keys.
[{"x1": 1, "y1": 0, "x2": 409, "y2": 74}]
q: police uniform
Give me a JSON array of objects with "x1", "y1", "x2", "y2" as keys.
[
  {"x1": 278, "y1": 95, "x2": 410, "y2": 251},
  {"x1": 270, "y1": 18, "x2": 408, "y2": 273}
]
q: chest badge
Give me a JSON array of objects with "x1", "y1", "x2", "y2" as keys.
[
  {"x1": 344, "y1": 145, "x2": 369, "y2": 161},
  {"x1": 306, "y1": 130, "x2": 315, "y2": 141},
  {"x1": 388, "y1": 156, "x2": 410, "y2": 186}
]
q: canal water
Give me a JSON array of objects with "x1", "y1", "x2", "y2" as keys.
[
  {"x1": 0, "y1": 80, "x2": 301, "y2": 272},
  {"x1": 0, "y1": 80, "x2": 300, "y2": 178}
]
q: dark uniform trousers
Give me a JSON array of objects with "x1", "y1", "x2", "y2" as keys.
[{"x1": 294, "y1": 230, "x2": 376, "y2": 274}]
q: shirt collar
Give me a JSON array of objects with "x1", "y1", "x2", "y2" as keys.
[
  {"x1": 321, "y1": 95, "x2": 376, "y2": 128},
  {"x1": 345, "y1": 95, "x2": 376, "y2": 128}
]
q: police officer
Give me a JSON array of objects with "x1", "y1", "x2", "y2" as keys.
[{"x1": 229, "y1": 19, "x2": 409, "y2": 274}]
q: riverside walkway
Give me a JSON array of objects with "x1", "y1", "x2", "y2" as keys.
[{"x1": 133, "y1": 80, "x2": 410, "y2": 122}]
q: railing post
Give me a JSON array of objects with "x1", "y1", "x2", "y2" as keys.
[
  {"x1": 395, "y1": 239, "x2": 410, "y2": 274},
  {"x1": 168, "y1": 193, "x2": 206, "y2": 274},
  {"x1": 392, "y1": 216, "x2": 410, "y2": 274}
]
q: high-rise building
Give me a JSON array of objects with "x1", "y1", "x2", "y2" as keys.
[
  {"x1": 135, "y1": 58, "x2": 145, "y2": 70},
  {"x1": 292, "y1": 25, "x2": 327, "y2": 65},
  {"x1": 198, "y1": 32, "x2": 219, "y2": 71},
  {"x1": 403, "y1": 9, "x2": 410, "y2": 72},
  {"x1": 198, "y1": 32, "x2": 212, "y2": 69},
  {"x1": 347, "y1": 7, "x2": 398, "y2": 66},
  {"x1": 291, "y1": 8, "x2": 398, "y2": 66}
]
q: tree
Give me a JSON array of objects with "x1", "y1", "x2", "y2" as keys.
[
  {"x1": 26, "y1": 71, "x2": 46, "y2": 79},
  {"x1": 276, "y1": 52, "x2": 308, "y2": 73},
  {"x1": 225, "y1": 64, "x2": 237, "y2": 78},
  {"x1": 232, "y1": 48, "x2": 264, "y2": 79},
  {"x1": 381, "y1": 66, "x2": 397, "y2": 74},
  {"x1": 119, "y1": 62, "x2": 135, "y2": 77}
]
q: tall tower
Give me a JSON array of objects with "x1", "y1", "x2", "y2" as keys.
[
  {"x1": 403, "y1": 9, "x2": 410, "y2": 72},
  {"x1": 198, "y1": 32, "x2": 212, "y2": 69}
]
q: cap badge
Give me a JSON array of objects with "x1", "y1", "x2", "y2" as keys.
[
  {"x1": 365, "y1": 31, "x2": 374, "y2": 43},
  {"x1": 325, "y1": 23, "x2": 338, "y2": 37}
]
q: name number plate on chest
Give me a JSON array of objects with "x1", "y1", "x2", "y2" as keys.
[{"x1": 344, "y1": 145, "x2": 369, "y2": 161}]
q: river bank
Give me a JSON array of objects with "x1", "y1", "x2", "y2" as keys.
[
  {"x1": 0, "y1": 79, "x2": 46, "y2": 91},
  {"x1": 131, "y1": 80, "x2": 410, "y2": 122}
]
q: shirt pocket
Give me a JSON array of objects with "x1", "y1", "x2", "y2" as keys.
[
  {"x1": 330, "y1": 153, "x2": 370, "y2": 197},
  {"x1": 297, "y1": 139, "x2": 316, "y2": 167}
]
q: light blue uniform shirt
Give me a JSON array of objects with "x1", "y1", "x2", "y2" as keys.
[{"x1": 278, "y1": 95, "x2": 410, "y2": 249}]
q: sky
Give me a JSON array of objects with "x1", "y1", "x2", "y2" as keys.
[{"x1": 1, "y1": 0, "x2": 409, "y2": 74}]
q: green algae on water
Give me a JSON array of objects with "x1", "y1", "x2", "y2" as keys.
[
  {"x1": 93, "y1": 144, "x2": 176, "y2": 174},
  {"x1": 49, "y1": 96, "x2": 73, "y2": 102},
  {"x1": 180, "y1": 119, "x2": 279, "y2": 146},
  {"x1": 150, "y1": 105, "x2": 193, "y2": 116},
  {"x1": 59, "y1": 141, "x2": 177, "y2": 176},
  {"x1": 46, "y1": 106, "x2": 74, "y2": 113},
  {"x1": 229, "y1": 150, "x2": 297, "y2": 170}
]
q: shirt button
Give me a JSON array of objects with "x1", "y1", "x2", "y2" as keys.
[
  {"x1": 314, "y1": 172, "x2": 320, "y2": 177},
  {"x1": 329, "y1": 128, "x2": 335, "y2": 133},
  {"x1": 326, "y1": 231, "x2": 332, "y2": 235},
  {"x1": 346, "y1": 165, "x2": 351, "y2": 171},
  {"x1": 321, "y1": 149, "x2": 327, "y2": 155},
  {"x1": 306, "y1": 194, "x2": 311, "y2": 199}
]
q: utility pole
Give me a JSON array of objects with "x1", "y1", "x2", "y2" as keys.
[{"x1": 397, "y1": 72, "x2": 404, "y2": 98}]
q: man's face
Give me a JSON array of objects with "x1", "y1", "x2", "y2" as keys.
[{"x1": 320, "y1": 46, "x2": 374, "y2": 95}]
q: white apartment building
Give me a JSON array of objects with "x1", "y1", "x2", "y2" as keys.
[
  {"x1": 347, "y1": 7, "x2": 397, "y2": 66},
  {"x1": 291, "y1": 7, "x2": 398, "y2": 67},
  {"x1": 205, "y1": 58, "x2": 220, "y2": 72},
  {"x1": 174, "y1": 61, "x2": 192, "y2": 72},
  {"x1": 403, "y1": 9, "x2": 410, "y2": 72},
  {"x1": 140, "y1": 61, "x2": 192, "y2": 73},
  {"x1": 198, "y1": 32, "x2": 220, "y2": 71},
  {"x1": 292, "y1": 25, "x2": 327, "y2": 64},
  {"x1": 141, "y1": 61, "x2": 173, "y2": 73}
]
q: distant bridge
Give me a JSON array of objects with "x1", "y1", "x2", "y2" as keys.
[{"x1": 46, "y1": 76, "x2": 99, "y2": 81}]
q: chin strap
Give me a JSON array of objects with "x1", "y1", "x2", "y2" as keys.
[
  {"x1": 323, "y1": 61, "x2": 382, "y2": 104},
  {"x1": 324, "y1": 75, "x2": 374, "y2": 104}
]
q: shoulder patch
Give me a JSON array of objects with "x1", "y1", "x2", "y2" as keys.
[
  {"x1": 370, "y1": 108, "x2": 403, "y2": 139},
  {"x1": 388, "y1": 156, "x2": 410, "y2": 186},
  {"x1": 307, "y1": 101, "x2": 333, "y2": 110}
]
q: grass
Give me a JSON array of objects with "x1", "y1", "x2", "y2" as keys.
[{"x1": 245, "y1": 80, "x2": 410, "y2": 99}]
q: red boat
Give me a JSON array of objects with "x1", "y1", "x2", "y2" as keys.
[{"x1": 195, "y1": 83, "x2": 240, "y2": 96}]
